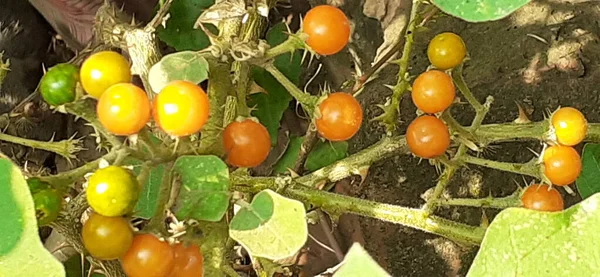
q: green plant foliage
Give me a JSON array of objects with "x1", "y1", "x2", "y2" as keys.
[
  {"x1": 431, "y1": 0, "x2": 531, "y2": 22},
  {"x1": 173, "y1": 155, "x2": 231, "y2": 222},
  {"x1": 306, "y1": 141, "x2": 348, "y2": 172},
  {"x1": 576, "y1": 143, "x2": 600, "y2": 200},
  {"x1": 272, "y1": 136, "x2": 303, "y2": 174},
  {"x1": 272, "y1": 136, "x2": 349, "y2": 173},
  {"x1": 123, "y1": 158, "x2": 166, "y2": 219},
  {"x1": 333, "y1": 243, "x2": 391, "y2": 277},
  {"x1": 249, "y1": 22, "x2": 302, "y2": 145},
  {"x1": 148, "y1": 51, "x2": 210, "y2": 93},
  {"x1": 157, "y1": 0, "x2": 215, "y2": 51},
  {"x1": 229, "y1": 189, "x2": 308, "y2": 260},
  {"x1": 0, "y1": 158, "x2": 64, "y2": 276},
  {"x1": 467, "y1": 193, "x2": 600, "y2": 276}
]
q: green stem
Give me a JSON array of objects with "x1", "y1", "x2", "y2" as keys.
[
  {"x1": 461, "y1": 155, "x2": 540, "y2": 179},
  {"x1": 297, "y1": 136, "x2": 408, "y2": 186},
  {"x1": 64, "y1": 98, "x2": 122, "y2": 147},
  {"x1": 146, "y1": 162, "x2": 174, "y2": 233},
  {"x1": 199, "y1": 59, "x2": 234, "y2": 156},
  {"x1": 232, "y1": 177, "x2": 485, "y2": 245},
  {"x1": 264, "y1": 63, "x2": 318, "y2": 112},
  {"x1": 423, "y1": 74, "x2": 494, "y2": 214},
  {"x1": 0, "y1": 133, "x2": 83, "y2": 161},
  {"x1": 261, "y1": 33, "x2": 307, "y2": 61},
  {"x1": 39, "y1": 148, "x2": 127, "y2": 188},
  {"x1": 378, "y1": 0, "x2": 422, "y2": 133},
  {"x1": 434, "y1": 194, "x2": 522, "y2": 209},
  {"x1": 441, "y1": 110, "x2": 472, "y2": 140},
  {"x1": 452, "y1": 64, "x2": 484, "y2": 113}
]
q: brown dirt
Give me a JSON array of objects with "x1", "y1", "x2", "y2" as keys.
[{"x1": 300, "y1": 0, "x2": 600, "y2": 276}]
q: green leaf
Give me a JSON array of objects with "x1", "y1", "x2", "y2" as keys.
[
  {"x1": 467, "y1": 193, "x2": 600, "y2": 277},
  {"x1": 272, "y1": 137, "x2": 348, "y2": 174},
  {"x1": 229, "y1": 189, "x2": 308, "y2": 260},
  {"x1": 148, "y1": 51, "x2": 210, "y2": 93},
  {"x1": 333, "y1": 243, "x2": 391, "y2": 277},
  {"x1": 577, "y1": 143, "x2": 600, "y2": 200},
  {"x1": 124, "y1": 158, "x2": 166, "y2": 219},
  {"x1": 431, "y1": 0, "x2": 531, "y2": 22},
  {"x1": 173, "y1": 155, "x2": 231, "y2": 222},
  {"x1": 249, "y1": 22, "x2": 302, "y2": 145},
  {"x1": 157, "y1": 0, "x2": 215, "y2": 51},
  {"x1": 0, "y1": 158, "x2": 64, "y2": 276},
  {"x1": 272, "y1": 136, "x2": 303, "y2": 174},
  {"x1": 306, "y1": 141, "x2": 348, "y2": 172}
]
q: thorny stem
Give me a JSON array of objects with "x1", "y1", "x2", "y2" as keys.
[
  {"x1": 434, "y1": 194, "x2": 523, "y2": 209},
  {"x1": 352, "y1": 4, "x2": 439, "y2": 93},
  {"x1": 146, "y1": 162, "x2": 174, "y2": 233},
  {"x1": 264, "y1": 63, "x2": 318, "y2": 113},
  {"x1": 461, "y1": 155, "x2": 541, "y2": 179},
  {"x1": 0, "y1": 133, "x2": 83, "y2": 161},
  {"x1": 261, "y1": 33, "x2": 307, "y2": 61},
  {"x1": 38, "y1": 148, "x2": 127, "y2": 189},
  {"x1": 64, "y1": 98, "x2": 122, "y2": 147},
  {"x1": 423, "y1": 73, "x2": 494, "y2": 215},
  {"x1": 293, "y1": 123, "x2": 318, "y2": 173},
  {"x1": 377, "y1": 0, "x2": 423, "y2": 133},
  {"x1": 232, "y1": 176, "x2": 485, "y2": 245}
]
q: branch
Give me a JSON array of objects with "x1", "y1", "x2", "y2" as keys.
[
  {"x1": 232, "y1": 176, "x2": 485, "y2": 245},
  {"x1": 461, "y1": 155, "x2": 540, "y2": 179},
  {"x1": 374, "y1": 0, "x2": 423, "y2": 133},
  {"x1": 264, "y1": 63, "x2": 318, "y2": 113},
  {"x1": 64, "y1": 98, "x2": 122, "y2": 147},
  {"x1": 433, "y1": 194, "x2": 522, "y2": 209},
  {"x1": 94, "y1": 2, "x2": 162, "y2": 98},
  {"x1": 0, "y1": 133, "x2": 84, "y2": 161},
  {"x1": 38, "y1": 147, "x2": 127, "y2": 189}
]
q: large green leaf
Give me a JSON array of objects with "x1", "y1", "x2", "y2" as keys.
[
  {"x1": 124, "y1": 158, "x2": 166, "y2": 219},
  {"x1": 148, "y1": 51, "x2": 210, "y2": 93},
  {"x1": 0, "y1": 158, "x2": 64, "y2": 276},
  {"x1": 467, "y1": 193, "x2": 600, "y2": 276},
  {"x1": 229, "y1": 189, "x2": 308, "y2": 260},
  {"x1": 249, "y1": 22, "x2": 302, "y2": 145},
  {"x1": 157, "y1": 0, "x2": 215, "y2": 51},
  {"x1": 576, "y1": 143, "x2": 600, "y2": 200},
  {"x1": 333, "y1": 243, "x2": 391, "y2": 277},
  {"x1": 431, "y1": 0, "x2": 531, "y2": 22},
  {"x1": 173, "y1": 155, "x2": 230, "y2": 222}
]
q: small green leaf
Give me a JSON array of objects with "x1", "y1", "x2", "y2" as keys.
[
  {"x1": 272, "y1": 136, "x2": 303, "y2": 174},
  {"x1": 249, "y1": 22, "x2": 302, "y2": 145},
  {"x1": 229, "y1": 189, "x2": 308, "y2": 260},
  {"x1": 124, "y1": 158, "x2": 166, "y2": 219},
  {"x1": 0, "y1": 158, "x2": 64, "y2": 276},
  {"x1": 306, "y1": 141, "x2": 348, "y2": 172},
  {"x1": 577, "y1": 143, "x2": 600, "y2": 200},
  {"x1": 467, "y1": 193, "x2": 600, "y2": 276},
  {"x1": 333, "y1": 243, "x2": 391, "y2": 277},
  {"x1": 148, "y1": 51, "x2": 210, "y2": 93},
  {"x1": 173, "y1": 155, "x2": 231, "y2": 222},
  {"x1": 157, "y1": 0, "x2": 215, "y2": 51},
  {"x1": 431, "y1": 0, "x2": 531, "y2": 22}
]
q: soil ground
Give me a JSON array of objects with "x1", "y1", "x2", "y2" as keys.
[{"x1": 300, "y1": 0, "x2": 600, "y2": 276}]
